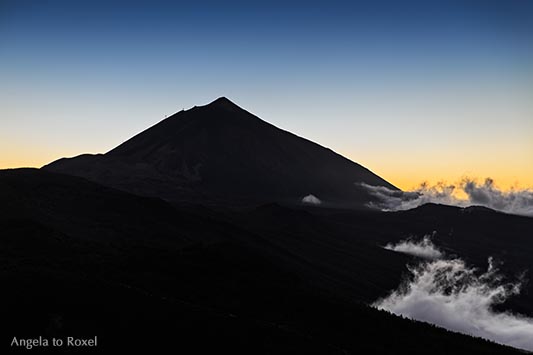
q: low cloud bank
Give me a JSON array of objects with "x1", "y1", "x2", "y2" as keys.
[
  {"x1": 384, "y1": 235, "x2": 443, "y2": 260},
  {"x1": 361, "y1": 178, "x2": 533, "y2": 216},
  {"x1": 374, "y1": 238, "x2": 533, "y2": 351},
  {"x1": 302, "y1": 194, "x2": 322, "y2": 205}
]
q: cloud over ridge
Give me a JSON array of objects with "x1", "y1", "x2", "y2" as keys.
[
  {"x1": 361, "y1": 178, "x2": 533, "y2": 216},
  {"x1": 374, "y1": 238, "x2": 533, "y2": 351}
]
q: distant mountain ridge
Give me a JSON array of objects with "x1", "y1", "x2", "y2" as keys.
[{"x1": 44, "y1": 97, "x2": 397, "y2": 208}]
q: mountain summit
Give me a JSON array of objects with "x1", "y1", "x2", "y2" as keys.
[{"x1": 44, "y1": 97, "x2": 397, "y2": 208}]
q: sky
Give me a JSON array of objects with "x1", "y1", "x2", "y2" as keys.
[{"x1": 1, "y1": 0, "x2": 532, "y2": 190}]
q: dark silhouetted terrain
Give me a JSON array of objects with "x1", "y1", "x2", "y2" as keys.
[{"x1": 1, "y1": 169, "x2": 532, "y2": 353}]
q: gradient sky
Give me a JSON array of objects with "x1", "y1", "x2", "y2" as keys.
[{"x1": 1, "y1": 0, "x2": 532, "y2": 190}]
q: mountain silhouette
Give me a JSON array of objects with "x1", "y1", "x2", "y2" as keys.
[{"x1": 44, "y1": 97, "x2": 396, "y2": 207}]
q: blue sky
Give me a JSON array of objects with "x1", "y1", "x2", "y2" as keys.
[{"x1": 1, "y1": 0, "x2": 532, "y2": 189}]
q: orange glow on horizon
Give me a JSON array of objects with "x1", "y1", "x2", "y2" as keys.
[
  {"x1": 2, "y1": 156, "x2": 531, "y2": 193},
  {"x1": 2, "y1": 142, "x2": 532, "y2": 193},
  {"x1": 369, "y1": 167, "x2": 533, "y2": 192},
  {"x1": 345, "y1": 148, "x2": 533, "y2": 192}
]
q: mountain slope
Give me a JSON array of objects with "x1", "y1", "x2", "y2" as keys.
[{"x1": 44, "y1": 97, "x2": 396, "y2": 208}]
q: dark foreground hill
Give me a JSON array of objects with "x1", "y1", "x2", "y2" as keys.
[
  {"x1": 44, "y1": 97, "x2": 396, "y2": 208},
  {"x1": 1, "y1": 168, "x2": 530, "y2": 354}
]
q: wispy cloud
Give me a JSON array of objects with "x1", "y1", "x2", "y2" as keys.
[
  {"x1": 384, "y1": 235, "x2": 443, "y2": 260},
  {"x1": 374, "y1": 238, "x2": 533, "y2": 351},
  {"x1": 361, "y1": 178, "x2": 533, "y2": 216}
]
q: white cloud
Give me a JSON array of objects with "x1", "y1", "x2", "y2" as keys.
[
  {"x1": 302, "y1": 194, "x2": 322, "y2": 205},
  {"x1": 373, "y1": 253, "x2": 533, "y2": 351},
  {"x1": 384, "y1": 235, "x2": 443, "y2": 260},
  {"x1": 361, "y1": 178, "x2": 533, "y2": 216}
]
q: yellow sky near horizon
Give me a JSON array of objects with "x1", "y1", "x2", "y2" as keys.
[
  {"x1": 2, "y1": 144, "x2": 531, "y2": 192},
  {"x1": 357, "y1": 154, "x2": 533, "y2": 191}
]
